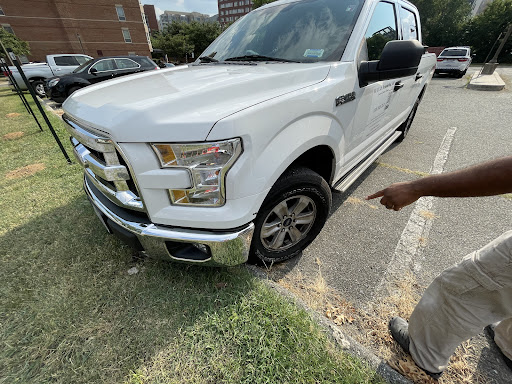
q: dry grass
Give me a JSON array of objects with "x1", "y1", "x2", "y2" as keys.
[
  {"x1": 6, "y1": 112, "x2": 21, "y2": 118},
  {"x1": 2, "y1": 131, "x2": 24, "y2": 140},
  {"x1": 273, "y1": 266, "x2": 484, "y2": 383},
  {"x1": 5, "y1": 163, "x2": 45, "y2": 179},
  {"x1": 418, "y1": 210, "x2": 438, "y2": 220},
  {"x1": 344, "y1": 197, "x2": 379, "y2": 210},
  {"x1": 377, "y1": 162, "x2": 430, "y2": 177}
]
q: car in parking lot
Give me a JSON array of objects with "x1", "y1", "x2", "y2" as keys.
[
  {"x1": 435, "y1": 46, "x2": 472, "y2": 77},
  {"x1": 46, "y1": 56, "x2": 159, "y2": 103}
]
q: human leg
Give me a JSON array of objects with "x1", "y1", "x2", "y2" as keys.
[{"x1": 393, "y1": 231, "x2": 512, "y2": 374}]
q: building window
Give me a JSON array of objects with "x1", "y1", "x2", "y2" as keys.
[
  {"x1": 128, "y1": 52, "x2": 136, "y2": 56},
  {"x1": 0, "y1": 6, "x2": 5, "y2": 16},
  {"x1": 122, "y1": 28, "x2": 132, "y2": 43},
  {"x1": 116, "y1": 5, "x2": 126, "y2": 21},
  {"x1": 1, "y1": 24, "x2": 14, "y2": 34}
]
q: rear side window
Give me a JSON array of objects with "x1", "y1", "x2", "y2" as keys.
[
  {"x1": 90, "y1": 59, "x2": 115, "y2": 72},
  {"x1": 136, "y1": 57, "x2": 155, "y2": 67},
  {"x1": 115, "y1": 58, "x2": 140, "y2": 69},
  {"x1": 440, "y1": 49, "x2": 468, "y2": 57},
  {"x1": 365, "y1": 1, "x2": 398, "y2": 61},
  {"x1": 54, "y1": 56, "x2": 80, "y2": 66},
  {"x1": 400, "y1": 7, "x2": 418, "y2": 40}
]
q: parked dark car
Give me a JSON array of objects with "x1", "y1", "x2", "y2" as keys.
[{"x1": 46, "y1": 56, "x2": 159, "y2": 103}]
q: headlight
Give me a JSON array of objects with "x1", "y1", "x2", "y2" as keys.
[
  {"x1": 48, "y1": 78, "x2": 60, "y2": 88},
  {"x1": 152, "y1": 138, "x2": 242, "y2": 206}
]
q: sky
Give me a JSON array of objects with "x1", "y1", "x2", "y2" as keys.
[{"x1": 142, "y1": 0, "x2": 220, "y2": 17}]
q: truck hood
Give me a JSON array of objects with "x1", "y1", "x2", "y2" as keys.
[{"x1": 63, "y1": 63, "x2": 331, "y2": 142}]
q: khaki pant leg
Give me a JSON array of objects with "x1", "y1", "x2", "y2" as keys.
[
  {"x1": 495, "y1": 318, "x2": 512, "y2": 360},
  {"x1": 408, "y1": 231, "x2": 512, "y2": 373}
]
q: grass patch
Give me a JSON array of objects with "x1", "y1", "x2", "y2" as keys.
[{"x1": 0, "y1": 86, "x2": 382, "y2": 383}]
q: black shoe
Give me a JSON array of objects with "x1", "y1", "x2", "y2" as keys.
[
  {"x1": 485, "y1": 323, "x2": 512, "y2": 371},
  {"x1": 389, "y1": 317, "x2": 443, "y2": 380}
]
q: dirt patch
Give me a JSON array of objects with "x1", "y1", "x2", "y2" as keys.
[
  {"x1": 5, "y1": 163, "x2": 45, "y2": 180},
  {"x1": 2, "y1": 131, "x2": 24, "y2": 140},
  {"x1": 6, "y1": 113, "x2": 22, "y2": 118},
  {"x1": 343, "y1": 196, "x2": 379, "y2": 209},
  {"x1": 272, "y1": 266, "x2": 484, "y2": 383}
]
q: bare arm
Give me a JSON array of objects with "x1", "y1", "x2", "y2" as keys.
[{"x1": 366, "y1": 156, "x2": 512, "y2": 211}]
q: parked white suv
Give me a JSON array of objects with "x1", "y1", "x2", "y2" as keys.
[
  {"x1": 435, "y1": 46, "x2": 472, "y2": 77},
  {"x1": 63, "y1": 0, "x2": 436, "y2": 266}
]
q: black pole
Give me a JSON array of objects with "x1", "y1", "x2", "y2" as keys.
[
  {"x1": 7, "y1": 48, "x2": 72, "y2": 164},
  {"x1": 1, "y1": 60, "x2": 29, "y2": 113},
  {"x1": 0, "y1": 46, "x2": 44, "y2": 131}
]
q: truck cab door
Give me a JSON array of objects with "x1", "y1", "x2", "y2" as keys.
[{"x1": 350, "y1": 1, "x2": 405, "y2": 158}]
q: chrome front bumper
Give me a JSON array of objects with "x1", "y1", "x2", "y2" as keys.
[{"x1": 84, "y1": 176, "x2": 254, "y2": 267}]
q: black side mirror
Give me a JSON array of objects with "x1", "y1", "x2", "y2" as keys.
[
  {"x1": 90, "y1": 67, "x2": 98, "y2": 75},
  {"x1": 359, "y1": 40, "x2": 425, "y2": 87}
]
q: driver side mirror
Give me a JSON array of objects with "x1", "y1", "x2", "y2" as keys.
[
  {"x1": 359, "y1": 40, "x2": 425, "y2": 87},
  {"x1": 90, "y1": 67, "x2": 98, "y2": 75}
]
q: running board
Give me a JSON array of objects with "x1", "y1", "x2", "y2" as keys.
[{"x1": 333, "y1": 131, "x2": 401, "y2": 192}]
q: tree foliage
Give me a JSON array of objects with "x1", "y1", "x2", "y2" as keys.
[
  {"x1": 465, "y1": 0, "x2": 512, "y2": 63},
  {"x1": 151, "y1": 21, "x2": 222, "y2": 61},
  {"x1": 0, "y1": 29, "x2": 30, "y2": 60}
]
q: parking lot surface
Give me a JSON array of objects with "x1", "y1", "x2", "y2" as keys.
[{"x1": 267, "y1": 67, "x2": 512, "y2": 382}]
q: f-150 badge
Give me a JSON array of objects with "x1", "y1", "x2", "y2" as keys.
[{"x1": 335, "y1": 92, "x2": 356, "y2": 106}]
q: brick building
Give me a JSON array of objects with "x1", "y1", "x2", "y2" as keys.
[
  {"x1": 143, "y1": 3, "x2": 158, "y2": 33},
  {"x1": 218, "y1": 0, "x2": 253, "y2": 25},
  {"x1": 0, "y1": 0, "x2": 152, "y2": 62}
]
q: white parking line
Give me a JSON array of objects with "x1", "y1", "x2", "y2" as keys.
[{"x1": 375, "y1": 127, "x2": 457, "y2": 295}]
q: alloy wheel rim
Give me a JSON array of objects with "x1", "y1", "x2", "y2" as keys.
[
  {"x1": 260, "y1": 195, "x2": 317, "y2": 251},
  {"x1": 35, "y1": 84, "x2": 45, "y2": 96}
]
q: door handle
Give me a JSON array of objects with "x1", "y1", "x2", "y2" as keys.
[
  {"x1": 394, "y1": 82, "x2": 404, "y2": 92},
  {"x1": 415, "y1": 73, "x2": 423, "y2": 81}
]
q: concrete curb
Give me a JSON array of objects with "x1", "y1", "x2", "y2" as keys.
[
  {"x1": 467, "y1": 72, "x2": 505, "y2": 91},
  {"x1": 247, "y1": 265, "x2": 412, "y2": 384}
]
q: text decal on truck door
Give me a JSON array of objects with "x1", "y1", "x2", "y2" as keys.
[{"x1": 335, "y1": 91, "x2": 356, "y2": 106}]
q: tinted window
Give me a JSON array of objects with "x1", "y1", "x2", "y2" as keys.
[
  {"x1": 201, "y1": 0, "x2": 365, "y2": 63},
  {"x1": 54, "y1": 56, "x2": 80, "y2": 66},
  {"x1": 440, "y1": 49, "x2": 468, "y2": 57},
  {"x1": 76, "y1": 56, "x2": 90, "y2": 65},
  {"x1": 365, "y1": 2, "x2": 398, "y2": 61},
  {"x1": 91, "y1": 59, "x2": 115, "y2": 72},
  {"x1": 115, "y1": 58, "x2": 139, "y2": 69},
  {"x1": 400, "y1": 7, "x2": 418, "y2": 40},
  {"x1": 73, "y1": 59, "x2": 93, "y2": 73}
]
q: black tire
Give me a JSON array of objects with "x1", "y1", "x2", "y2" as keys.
[
  {"x1": 249, "y1": 166, "x2": 332, "y2": 265},
  {"x1": 396, "y1": 96, "x2": 420, "y2": 142},
  {"x1": 67, "y1": 86, "x2": 82, "y2": 97},
  {"x1": 31, "y1": 80, "x2": 45, "y2": 97}
]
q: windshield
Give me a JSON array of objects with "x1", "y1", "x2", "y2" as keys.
[
  {"x1": 73, "y1": 58, "x2": 94, "y2": 73},
  {"x1": 199, "y1": 0, "x2": 364, "y2": 63},
  {"x1": 440, "y1": 49, "x2": 468, "y2": 57}
]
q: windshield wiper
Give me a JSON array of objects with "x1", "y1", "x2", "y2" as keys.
[
  {"x1": 224, "y1": 55, "x2": 300, "y2": 63},
  {"x1": 199, "y1": 56, "x2": 219, "y2": 63}
]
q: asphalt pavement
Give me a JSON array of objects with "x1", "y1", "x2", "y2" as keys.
[{"x1": 264, "y1": 66, "x2": 512, "y2": 383}]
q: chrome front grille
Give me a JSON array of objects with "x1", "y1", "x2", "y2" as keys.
[{"x1": 63, "y1": 115, "x2": 145, "y2": 212}]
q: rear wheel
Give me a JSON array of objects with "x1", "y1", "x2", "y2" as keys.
[
  {"x1": 31, "y1": 80, "x2": 45, "y2": 97},
  {"x1": 249, "y1": 167, "x2": 332, "y2": 265}
]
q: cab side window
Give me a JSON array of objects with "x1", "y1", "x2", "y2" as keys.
[
  {"x1": 364, "y1": 2, "x2": 398, "y2": 61},
  {"x1": 400, "y1": 7, "x2": 418, "y2": 41}
]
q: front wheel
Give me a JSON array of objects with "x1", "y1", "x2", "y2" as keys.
[{"x1": 249, "y1": 167, "x2": 332, "y2": 265}]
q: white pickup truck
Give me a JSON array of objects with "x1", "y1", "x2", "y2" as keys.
[
  {"x1": 62, "y1": 0, "x2": 436, "y2": 266},
  {"x1": 8, "y1": 54, "x2": 92, "y2": 96}
]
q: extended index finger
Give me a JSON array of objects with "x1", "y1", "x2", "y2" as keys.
[{"x1": 365, "y1": 190, "x2": 385, "y2": 200}]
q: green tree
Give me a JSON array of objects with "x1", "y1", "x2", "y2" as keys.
[
  {"x1": 465, "y1": 0, "x2": 512, "y2": 63},
  {"x1": 252, "y1": 0, "x2": 278, "y2": 9},
  {"x1": 151, "y1": 21, "x2": 222, "y2": 61},
  {"x1": 411, "y1": 0, "x2": 471, "y2": 47},
  {"x1": 0, "y1": 29, "x2": 30, "y2": 60}
]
